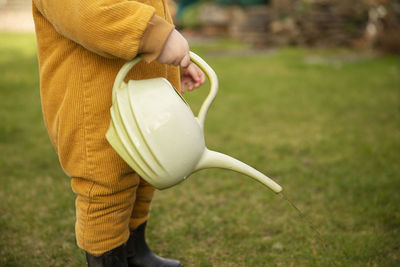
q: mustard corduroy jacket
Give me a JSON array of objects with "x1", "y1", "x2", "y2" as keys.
[{"x1": 32, "y1": 0, "x2": 180, "y2": 179}]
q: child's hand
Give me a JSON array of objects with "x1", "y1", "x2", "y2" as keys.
[
  {"x1": 157, "y1": 29, "x2": 189, "y2": 66},
  {"x1": 180, "y1": 61, "x2": 205, "y2": 93},
  {"x1": 157, "y1": 29, "x2": 205, "y2": 93}
]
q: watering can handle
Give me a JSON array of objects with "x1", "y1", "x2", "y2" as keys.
[
  {"x1": 113, "y1": 52, "x2": 218, "y2": 130},
  {"x1": 189, "y1": 51, "x2": 219, "y2": 130},
  {"x1": 112, "y1": 56, "x2": 142, "y2": 102}
]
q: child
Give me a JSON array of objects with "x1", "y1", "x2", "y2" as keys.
[{"x1": 32, "y1": 0, "x2": 205, "y2": 266}]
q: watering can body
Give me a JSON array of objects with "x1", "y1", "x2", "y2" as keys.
[
  {"x1": 107, "y1": 77, "x2": 205, "y2": 188},
  {"x1": 106, "y1": 52, "x2": 282, "y2": 193}
]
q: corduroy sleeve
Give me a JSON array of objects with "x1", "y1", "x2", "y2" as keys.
[
  {"x1": 32, "y1": 0, "x2": 171, "y2": 60},
  {"x1": 139, "y1": 14, "x2": 174, "y2": 63}
]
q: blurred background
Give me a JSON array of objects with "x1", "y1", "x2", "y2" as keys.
[
  {"x1": 172, "y1": 0, "x2": 399, "y2": 55},
  {"x1": 1, "y1": 0, "x2": 400, "y2": 54},
  {"x1": 1, "y1": 0, "x2": 399, "y2": 266}
]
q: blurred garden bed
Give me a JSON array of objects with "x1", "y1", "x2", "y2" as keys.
[{"x1": 175, "y1": 0, "x2": 400, "y2": 54}]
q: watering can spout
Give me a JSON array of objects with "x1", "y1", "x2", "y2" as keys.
[{"x1": 194, "y1": 149, "x2": 282, "y2": 193}]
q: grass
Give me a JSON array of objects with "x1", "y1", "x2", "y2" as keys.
[{"x1": 0, "y1": 33, "x2": 399, "y2": 266}]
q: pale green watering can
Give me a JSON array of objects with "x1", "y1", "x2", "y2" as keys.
[{"x1": 106, "y1": 52, "x2": 282, "y2": 193}]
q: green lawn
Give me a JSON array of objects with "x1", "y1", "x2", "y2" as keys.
[{"x1": 1, "y1": 33, "x2": 399, "y2": 266}]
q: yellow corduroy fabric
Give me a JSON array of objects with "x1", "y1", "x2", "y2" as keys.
[{"x1": 32, "y1": 0, "x2": 180, "y2": 256}]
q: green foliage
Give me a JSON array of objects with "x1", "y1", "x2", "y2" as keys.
[
  {"x1": 180, "y1": 2, "x2": 203, "y2": 29},
  {"x1": 1, "y1": 34, "x2": 399, "y2": 266}
]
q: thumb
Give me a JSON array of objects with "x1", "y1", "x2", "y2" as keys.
[{"x1": 180, "y1": 53, "x2": 191, "y2": 69}]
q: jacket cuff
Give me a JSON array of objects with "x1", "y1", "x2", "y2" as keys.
[{"x1": 139, "y1": 14, "x2": 174, "y2": 63}]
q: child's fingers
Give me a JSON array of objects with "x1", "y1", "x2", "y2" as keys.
[
  {"x1": 180, "y1": 62, "x2": 205, "y2": 93},
  {"x1": 186, "y1": 64, "x2": 199, "y2": 82},
  {"x1": 188, "y1": 63, "x2": 205, "y2": 85},
  {"x1": 191, "y1": 65, "x2": 205, "y2": 89},
  {"x1": 180, "y1": 76, "x2": 193, "y2": 93},
  {"x1": 197, "y1": 65, "x2": 206, "y2": 84}
]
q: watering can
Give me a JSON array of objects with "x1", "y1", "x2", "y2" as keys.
[{"x1": 106, "y1": 52, "x2": 282, "y2": 193}]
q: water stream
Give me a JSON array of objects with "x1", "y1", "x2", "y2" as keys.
[{"x1": 278, "y1": 192, "x2": 338, "y2": 266}]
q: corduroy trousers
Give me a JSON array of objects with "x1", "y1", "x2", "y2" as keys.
[{"x1": 72, "y1": 170, "x2": 155, "y2": 256}]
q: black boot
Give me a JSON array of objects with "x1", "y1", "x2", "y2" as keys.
[
  {"x1": 86, "y1": 244, "x2": 128, "y2": 267},
  {"x1": 126, "y1": 222, "x2": 182, "y2": 267}
]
